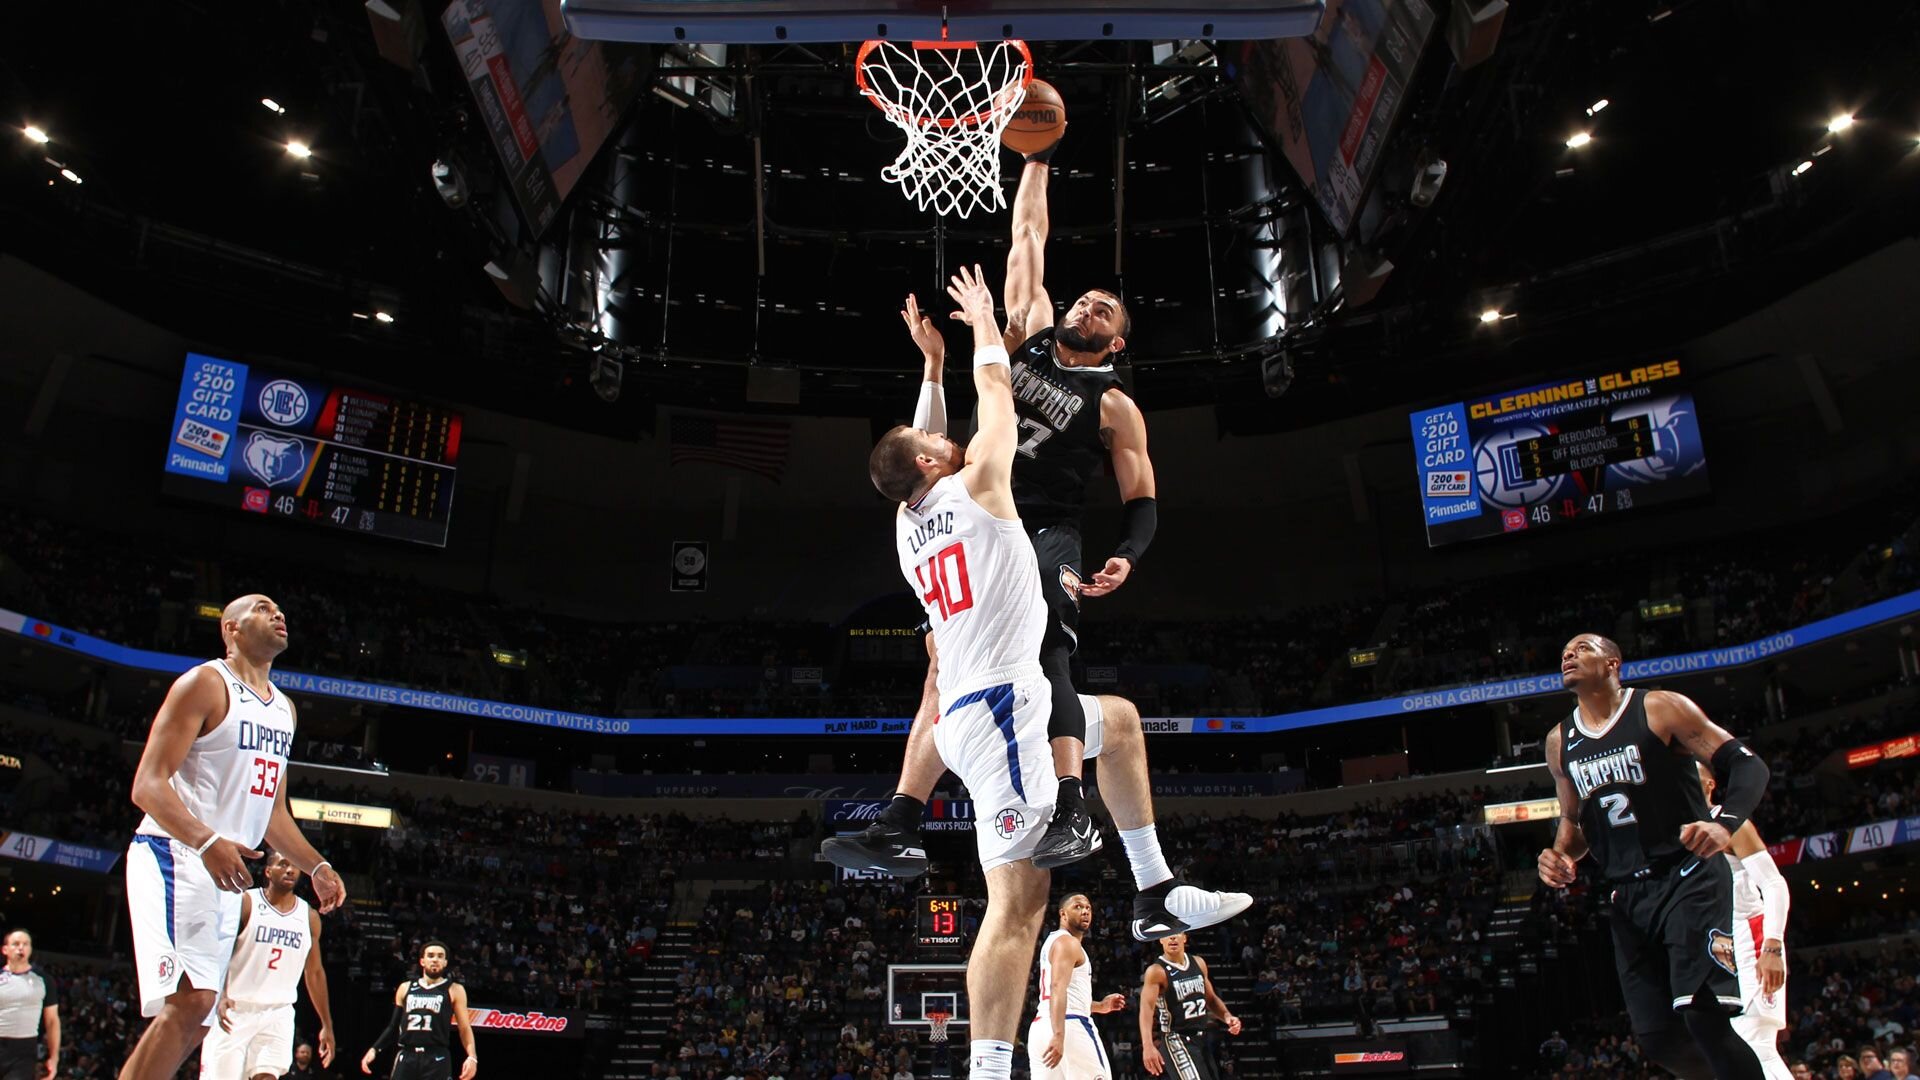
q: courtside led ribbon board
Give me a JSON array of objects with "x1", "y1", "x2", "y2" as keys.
[{"x1": 3, "y1": 587, "x2": 1916, "y2": 737}]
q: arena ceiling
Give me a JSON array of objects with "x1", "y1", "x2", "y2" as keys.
[{"x1": 2, "y1": 1, "x2": 1917, "y2": 434}]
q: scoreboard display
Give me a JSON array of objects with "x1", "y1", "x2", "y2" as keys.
[
  {"x1": 916, "y1": 895, "x2": 966, "y2": 951},
  {"x1": 161, "y1": 352, "x2": 462, "y2": 547},
  {"x1": 1410, "y1": 360, "x2": 1710, "y2": 547}
]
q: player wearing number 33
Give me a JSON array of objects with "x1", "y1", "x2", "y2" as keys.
[
  {"x1": 120, "y1": 595, "x2": 347, "y2": 1080},
  {"x1": 1538, "y1": 634, "x2": 1772, "y2": 1080}
]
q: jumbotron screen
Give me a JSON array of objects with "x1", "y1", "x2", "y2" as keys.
[
  {"x1": 1409, "y1": 360, "x2": 1710, "y2": 547},
  {"x1": 160, "y1": 352, "x2": 462, "y2": 547}
]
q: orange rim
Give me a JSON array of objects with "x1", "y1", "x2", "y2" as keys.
[{"x1": 855, "y1": 39, "x2": 1034, "y2": 129}]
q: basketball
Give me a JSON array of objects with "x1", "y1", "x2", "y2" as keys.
[{"x1": 1001, "y1": 78, "x2": 1065, "y2": 156}]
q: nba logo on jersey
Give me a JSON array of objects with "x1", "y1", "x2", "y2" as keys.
[{"x1": 994, "y1": 807, "x2": 1024, "y2": 839}]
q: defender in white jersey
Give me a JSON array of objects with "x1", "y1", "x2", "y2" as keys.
[
  {"x1": 120, "y1": 596, "x2": 346, "y2": 1080},
  {"x1": 201, "y1": 852, "x2": 334, "y2": 1080},
  {"x1": 1701, "y1": 766, "x2": 1793, "y2": 1080},
  {"x1": 1029, "y1": 894, "x2": 1126, "y2": 1080}
]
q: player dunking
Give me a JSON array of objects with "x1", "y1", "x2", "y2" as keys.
[
  {"x1": 121, "y1": 596, "x2": 345, "y2": 1080},
  {"x1": 200, "y1": 852, "x2": 334, "y2": 1080},
  {"x1": 1140, "y1": 934, "x2": 1240, "y2": 1080},
  {"x1": 360, "y1": 943, "x2": 476, "y2": 1080},
  {"x1": 1030, "y1": 894, "x2": 1127, "y2": 1080},
  {"x1": 1699, "y1": 764, "x2": 1793, "y2": 1080},
  {"x1": 826, "y1": 134, "x2": 1161, "y2": 876},
  {"x1": 1538, "y1": 634, "x2": 1771, "y2": 1080}
]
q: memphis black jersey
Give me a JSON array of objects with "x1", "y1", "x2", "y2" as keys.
[
  {"x1": 1007, "y1": 327, "x2": 1124, "y2": 527},
  {"x1": 1152, "y1": 956, "x2": 1211, "y2": 1035},
  {"x1": 399, "y1": 979, "x2": 456, "y2": 1050},
  {"x1": 1563, "y1": 688, "x2": 1713, "y2": 880}
]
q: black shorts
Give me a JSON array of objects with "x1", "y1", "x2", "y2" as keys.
[
  {"x1": 0, "y1": 1038, "x2": 37, "y2": 1080},
  {"x1": 1609, "y1": 853, "x2": 1743, "y2": 1032},
  {"x1": 391, "y1": 1048, "x2": 452, "y2": 1080},
  {"x1": 1027, "y1": 522, "x2": 1084, "y2": 655},
  {"x1": 1157, "y1": 1031, "x2": 1219, "y2": 1080}
]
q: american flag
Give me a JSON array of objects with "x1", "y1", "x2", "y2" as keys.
[{"x1": 669, "y1": 414, "x2": 791, "y2": 483}]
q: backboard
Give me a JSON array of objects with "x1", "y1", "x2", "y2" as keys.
[
  {"x1": 561, "y1": 1, "x2": 1324, "y2": 45},
  {"x1": 888, "y1": 964, "x2": 969, "y2": 1029}
]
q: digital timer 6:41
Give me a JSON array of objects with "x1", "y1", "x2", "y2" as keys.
[{"x1": 917, "y1": 895, "x2": 967, "y2": 950}]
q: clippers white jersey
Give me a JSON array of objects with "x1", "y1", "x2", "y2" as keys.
[
  {"x1": 896, "y1": 474, "x2": 1046, "y2": 701},
  {"x1": 223, "y1": 889, "x2": 311, "y2": 1006},
  {"x1": 136, "y1": 659, "x2": 296, "y2": 849},
  {"x1": 1036, "y1": 929, "x2": 1093, "y2": 1019}
]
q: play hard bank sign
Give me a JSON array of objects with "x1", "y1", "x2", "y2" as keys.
[{"x1": 464, "y1": 1009, "x2": 583, "y2": 1039}]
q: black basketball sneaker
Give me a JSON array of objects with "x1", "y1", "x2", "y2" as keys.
[
  {"x1": 1032, "y1": 798, "x2": 1105, "y2": 870},
  {"x1": 820, "y1": 819, "x2": 929, "y2": 878}
]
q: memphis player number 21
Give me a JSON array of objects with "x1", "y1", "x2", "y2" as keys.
[{"x1": 914, "y1": 542, "x2": 974, "y2": 621}]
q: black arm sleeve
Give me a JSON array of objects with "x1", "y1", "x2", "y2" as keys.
[
  {"x1": 372, "y1": 1003, "x2": 405, "y2": 1053},
  {"x1": 1112, "y1": 496, "x2": 1158, "y2": 565},
  {"x1": 1708, "y1": 739, "x2": 1770, "y2": 833}
]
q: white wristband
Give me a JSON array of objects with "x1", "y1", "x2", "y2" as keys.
[
  {"x1": 194, "y1": 834, "x2": 220, "y2": 857},
  {"x1": 313, "y1": 860, "x2": 333, "y2": 876},
  {"x1": 973, "y1": 344, "x2": 1010, "y2": 370}
]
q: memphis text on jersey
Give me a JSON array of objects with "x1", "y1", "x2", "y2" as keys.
[
  {"x1": 1012, "y1": 361, "x2": 1086, "y2": 432},
  {"x1": 1569, "y1": 744, "x2": 1647, "y2": 799},
  {"x1": 408, "y1": 988, "x2": 447, "y2": 1016},
  {"x1": 1169, "y1": 970, "x2": 1205, "y2": 1004},
  {"x1": 905, "y1": 511, "x2": 956, "y2": 555},
  {"x1": 237, "y1": 718, "x2": 294, "y2": 759}
]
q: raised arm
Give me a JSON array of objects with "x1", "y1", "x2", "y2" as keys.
[
  {"x1": 1647, "y1": 689, "x2": 1770, "y2": 859},
  {"x1": 1538, "y1": 726, "x2": 1588, "y2": 887},
  {"x1": 1002, "y1": 160, "x2": 1055, "y2": 353},
  {"x1": 132, "y1": 666, "x2": 261, "y2": 892},
  {"x1": 903, "y1": 293, "x2": 949, "y2": 435},
  {"x1": 948, "y1": 265, "x2": 1018, "y2": 517},
  {"x1": 305, "y1": 907, "x2": 336, "y2": 1067}
]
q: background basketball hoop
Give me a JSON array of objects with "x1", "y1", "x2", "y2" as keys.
[
  {"x1": 855, "y1": 37, "x2": 1033, "y2": 218},
  {"x1": 926, "y1": 1009, "x2": 952, "y2": 1044}
]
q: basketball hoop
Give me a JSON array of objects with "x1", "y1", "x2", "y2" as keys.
[
  {"x1": 927, "y1": 1009, "x2": 952, "y2": 1043},
  {"x1": 855, "y1": 37, "x2": 1033, "y2": 218}
]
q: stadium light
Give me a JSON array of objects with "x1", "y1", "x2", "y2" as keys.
[
  {"x1": 58, "y1": 168, "x2": 81, "y2": 185},
  {"x1": 1827, "y1": 113, "x2": 1854, "y2": 134},
  {"x1": 1565, "y1": 131, "x2": 1593, "y2": 149},
  {"x1": 1792, "y1": 159, "x2": 1814, "y2": 176},
  {"x1": 373, "y1": 311, "x2": 395, "y2": 324},
  {"x1": 261, "y1": 97, "x2": 286, "y2": 115},
  {"x1": 23, "y1": 125, "x2": 48, "y2": 144},
  {"x1": 1585, "y1": 98, "x2": 1610, "y2": 116},
  {"x1": 1479, "y1": 308, "x2": 1502, "y2": 324},
  {"x1": 286, "y1": 140, "x2": 312, "y2": 159}
]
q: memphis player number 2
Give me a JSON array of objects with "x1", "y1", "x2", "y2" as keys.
[{"x1": 914, "y1": 542, "x2": 974, "y2": 621}]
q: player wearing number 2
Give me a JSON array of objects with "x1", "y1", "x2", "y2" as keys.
[
  {"x1": 1538, "y1": 634, "x2": 1771, "y2": 1080},
  {"x1": 121, "y1": 596, "x2": 345, "y2": 1080},
  {"x1": 200, "y1": 851, "x2": 334, "y2": 1080}
]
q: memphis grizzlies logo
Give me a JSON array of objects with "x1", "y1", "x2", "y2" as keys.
[
  {"x1": 244, "y1": 432, "x2": 307, "y2": 487},
  {"x1": 258, "y1": 380, "x2": 310, "y2": 427},
  {"x1": 1607, "y1": 395, "x2": 1706, "y2": 486}
]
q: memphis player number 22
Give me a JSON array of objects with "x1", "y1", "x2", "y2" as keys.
[{"x1": 914, "y1": 542, "x2": 974, "y2": 621}]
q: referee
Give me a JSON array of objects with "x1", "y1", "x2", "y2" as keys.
[{"x1": 0, "y1": 930, "x2": 57, "y2": 1080}]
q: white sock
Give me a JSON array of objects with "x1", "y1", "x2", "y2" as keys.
[
  {"x1": 1119, "y1": 823, "x2": 1173, "y2": 890},
  {"x1": 969, "y1": 1039, "x2": 1015, "y2": 1080}
]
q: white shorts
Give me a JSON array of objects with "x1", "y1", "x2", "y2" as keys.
[
  {"x1": 1027, "y1": 1015, "x2": 1111, "y2": 1080},
  {"x1": 1076, "y1": 694, "x2": 1106, "y2": 759},
  {"x1": 199, "y1": 1002, "x2": 295, "y2": 1079},
  {"x1": 127, "y1": 835, "x2": 244, "y2": 1019},
  {"x1": 1732, "y1": 910, "x2": 1786, "y2": 1028},
  {"x1": 936, "y1": 676, "x2": 1060, "y2": 872}
]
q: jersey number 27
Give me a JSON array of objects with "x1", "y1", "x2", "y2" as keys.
[{"x1": 914, "y1": 542, "x2": 974, "y2": 621}]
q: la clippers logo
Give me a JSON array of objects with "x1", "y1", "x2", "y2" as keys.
[
  {"x1": 243, "y1": 431, "x2": 307, "y2": 487},
  {"x1": 994, "y1": 807, "x2": 1024, "y2": 839},
  {"x1": 258, "y1": 380, "x2": 310, "y2": 426},
  {"x1": 156, "y1": 954, "x2": 177, "y2": 981}
]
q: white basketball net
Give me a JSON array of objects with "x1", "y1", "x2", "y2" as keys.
[
  {"x1": 927, "y1": 1011, "x2": 952, "y2": 1044},
  {"x1": 857, "y1": 40, "x2": 1032, "y2": 218}
]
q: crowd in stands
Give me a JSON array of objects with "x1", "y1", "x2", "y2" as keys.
[{"x1": 3, "y1": 497, "x2": 1914, "y2": 727}]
